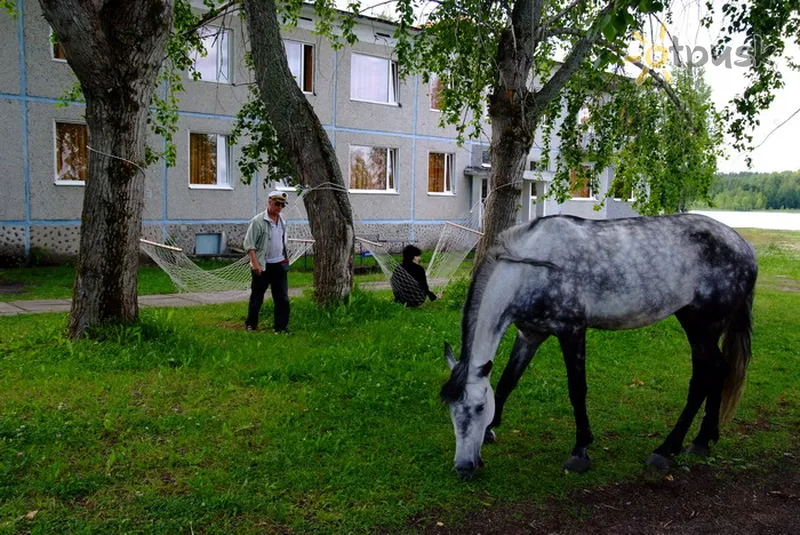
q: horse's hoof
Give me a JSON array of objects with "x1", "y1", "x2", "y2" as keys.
[
  {"x1": 646, "y1": 453, "x2": 672, "y2": 471},
  {"x1": 563, "y1": 455, "x2": 591, "y2": 473},
  {"x1": 686, "y1": 443, "x2": 710, "y2": 458},
  {"x1": 483, "y1": 429, "x2": 496, "y2": 444}
]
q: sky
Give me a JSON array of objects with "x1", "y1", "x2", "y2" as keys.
[
  {"x1": 357, "y1": 0, "x2": 800, "y2": 174},
  {"x1": 640, "y1": 1, "x2": 800, "y2": 174}
]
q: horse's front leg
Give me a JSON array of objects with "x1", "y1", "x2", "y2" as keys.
[
  {"x1": 485, "y1": 330, "x2": 548, "y2": 444},
  {"x1": 558, "y1": 328, "x2": 593, "y2": 473}
]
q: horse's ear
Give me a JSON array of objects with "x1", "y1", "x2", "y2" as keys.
[
  {"x1": 479, "y1": 360, "x2": 493, "y2": 377},
  {"x1": 444, "y1": 342, "x2": 457, "y2": 370}
]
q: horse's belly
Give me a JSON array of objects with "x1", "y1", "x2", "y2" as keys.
[{"x1": 587, "y1": 302, "x2": 679, "y2": 330}]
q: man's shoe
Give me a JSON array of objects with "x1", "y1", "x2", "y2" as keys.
[
  {"x1": 245, "y1": 324, "x2": 257, "y2": 332},
  {"x1": 273, "y1": 328, "x2": 290, "y2": 335}
]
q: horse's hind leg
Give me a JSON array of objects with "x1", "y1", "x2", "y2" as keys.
[
  {"x1": 647, "y1": 310, "x2": 723, "y2": 470},
  {"x1": 558, "y1": 328, "x2": 593, "y2": 473},
  {"x1": 686, "y1": 341, "x2": 726, "y2": 457},
  {"x1": 486, "y1": 330, "x2": 548, "y2": 444}
]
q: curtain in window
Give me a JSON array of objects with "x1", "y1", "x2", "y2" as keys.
[
  {"x1": 428, "y1": 153, "x2": 445, "y2": 192},
  {"x1": 190, "y1": 134, "x2": 218, "y2": 185},
  {"x1": 53, "y1": 42, "x2": 67, "y2": 60},
  {"x1": 303, "y1": 44, "x2": 314, "y2": 93},
  {"x1": 285, "y1": 41, "x2": 302, "y2": 85},
  {"x1": 56, "y1": 123, "x2": 88, "y2": 181},
  {"x1": 351, "y1": 54, "x2": 390, "y2": 102},
  {"x1": 569, "y1": 167, "x2": 591, "y2": 198},
  {"x1": 430, "y1": 75, "x2": 445, "y2": 110}
]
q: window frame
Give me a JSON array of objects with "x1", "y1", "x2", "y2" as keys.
[
  {"x1": 350, "y1": 53, "x2": 399, "y2": 106},
  {"x1": 284, "y1": 39, "x2": 314, "y2": 94},
  {"x1": 608, "y1": 170, "x2": 634, "y2": 201},
  {"x1": 348, "y1": 145, "x2": 398, "y2": 193},
  {"x1": 191, "y1": 26, "x2": 232, "y2": 84},
  {"x1": 427, "y1": 151, "x2": 455, "y2": 195},
  {"x1": 188, "y1": 132, "x2": 232, "y2": 190},
  {"x1": 53, "y1": 121, "x2": 89, "y2": 186}
]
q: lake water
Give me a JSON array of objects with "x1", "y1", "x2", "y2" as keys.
[{"x1": 690, "y1": 210, "x2": 800, "y2": 231}]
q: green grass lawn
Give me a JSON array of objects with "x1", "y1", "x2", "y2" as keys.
[
  {"x1": 0, "y1": 231, "x2": 798, "y2": 533},
  {"x1": 0, "y1": 249, "x2": 462, "y2": 302}
]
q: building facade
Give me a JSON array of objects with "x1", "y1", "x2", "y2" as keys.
[{"x1": 0, "y1": 1, "x2": 636, "y2": 262}]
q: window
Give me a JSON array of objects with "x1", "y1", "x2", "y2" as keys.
[
  {"x1": 569, "y1": 166, "x2": 593, "y2": 199},
  {"x1": 428, "y1": 152, "x2": 454, "y2": 194},
  {"x1": 52, "y1": 40, "x2": 66, "y2": 61},
  {"x1": 608, "y1": 180, "x2": 632, "y2": 200},
  {"x1": 189, "y1": 133, "x2": 230, "y2": 187},
  {"x1": 350, "y1": 54, "x2": 398, "y2": 104},
  {"x1": 285, "y1": 40, "x2": 314, "y2": 93},
  {"x1": 191, "y1": 26, "x2": 231, "y2": 83},
  {"x1": 429, "y1": 74, "x2": 446, "y2": 111},
  {"x1": 55, "y1": 122, "x2": 88, "y2": 183},
  {"x1": 481, "y1": 150, "x2": 491, "y2": 167},
  {"x1": 349, "y1": 145, "x2": 396, "y2": 191}
]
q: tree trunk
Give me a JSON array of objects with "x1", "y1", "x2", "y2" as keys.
[
  {"x1": 474, "y1": 1, "x2": 537, "y2": 264},
  {"x1": 474, "y1": 0, "x2": 606, "y2": 264},
  {"x1": 243, "y1": 0, "x2": 354, "y2": 305},
  {"x1": 475, "y1": 101, "x2": 533, "y2": 263},
  {"x1": 38, "y1": 0, "x2": 174, "y2": 337}
]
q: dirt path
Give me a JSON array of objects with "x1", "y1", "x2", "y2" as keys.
[{"x1": 415, "y1": 452, "x2": 799, "y2": 534}]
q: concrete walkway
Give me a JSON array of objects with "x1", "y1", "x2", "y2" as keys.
[{"x1": 0, "y1": 281, "x2": 395, "y2": 317}]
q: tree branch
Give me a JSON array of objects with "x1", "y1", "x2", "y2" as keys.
[
  {"x1": 530, "y1": 1, "x2": 615, "y2": 116},
  {"x1": 541, "y1": 0, "x2": 584, "y2": 31},
  {"x1": 181, "y1": 0, "x2": 241, "y2": 38},
  {"x1": 542, "y1": 26, "x2": 689, "y2": 120}
]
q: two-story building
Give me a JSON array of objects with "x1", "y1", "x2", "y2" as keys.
[{"x1": 0, "y1": 1, "x2": 636, "y2": 262}]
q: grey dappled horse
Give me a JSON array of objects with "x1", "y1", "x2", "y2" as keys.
[{"x1": 441, "y1": 214, "x2": 757, "y2": 478}]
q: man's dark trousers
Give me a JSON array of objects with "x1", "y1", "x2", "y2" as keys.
[{"x1": 246, "y1": 263, "x2": 290, "y2": 331}]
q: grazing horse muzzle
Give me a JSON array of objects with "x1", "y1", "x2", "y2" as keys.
[{"x1": 455, "y1": 456, "x2": 484, "y2": 478}]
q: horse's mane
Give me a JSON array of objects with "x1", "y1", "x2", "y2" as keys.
[
  {"x1": 440, "y1": 360, "x2": 469, "y2": 403},
  {"x1": 441, "y1": 219, "x2": 556, "y2": 403}
]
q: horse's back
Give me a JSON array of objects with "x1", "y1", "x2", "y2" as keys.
[{"x1": 492, "y1": 214, "x2": 757, "y2": 330}]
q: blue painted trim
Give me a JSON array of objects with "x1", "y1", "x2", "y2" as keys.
[
  {"x1": 331, "y1": 49, "x2": 338, "y2": 146},
  {"x1": 160, "y1": 79, "x2": 169, "y2": 242},
  {"x1": 409, "y1": 73, "x2": 418, "y2": 242},
  {"x1": 6, "y1": 217, "x2": 447, "y2": 227},
  {"x1": 252, "y1": 170, "x2": 259, "y2": 215},
  {"x1": 154, "y1": 219, "x2": 252, "y2": 225},
  {"x1": 17, "y1": 220, "x2": 82, "y2": 226},
  {"x1": 17, "y1": 0, "x2": 30, "y2": 256},
  {"x1": 177, "y1": 110, "x2": 238, "y2": 121}
]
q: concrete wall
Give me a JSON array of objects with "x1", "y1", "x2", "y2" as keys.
[{"x1": 0, "y1": 2, "x2": 637, "y2": 264}]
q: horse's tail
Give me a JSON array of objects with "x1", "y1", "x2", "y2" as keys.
[{"x1": 720, "y1": 287, "x2": 755, "y2": 424}]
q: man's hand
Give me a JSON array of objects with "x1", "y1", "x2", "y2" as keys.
[{"x1": 247, "y1": 250, "x2": 261, "y2": 275}]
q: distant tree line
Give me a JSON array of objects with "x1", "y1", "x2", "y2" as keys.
[{"x1": 697, "y1": 171, "x2": 800, "y2": 211}]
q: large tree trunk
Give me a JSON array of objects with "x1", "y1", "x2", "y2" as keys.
[
  {"x1": 474, "y1": 0, "x2": 610, "y2": 264},
  {"x1": 475, "y1": 1, "x2": 537, "y2": 264},
  {"x1": 243, "y1": 0, "x2": 354, "y2": 305},
  {"x1": 39, "y1": 0, "x2": 174, "y2": 337}
]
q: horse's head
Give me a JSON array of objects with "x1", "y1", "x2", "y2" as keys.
[{"x1": 441, "y1": 342, "x2": 494, "y2": 478}]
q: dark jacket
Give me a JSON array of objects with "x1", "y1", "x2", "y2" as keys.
[{"x1": 401, "y1": 261, "x2": 437, "y2": 302}]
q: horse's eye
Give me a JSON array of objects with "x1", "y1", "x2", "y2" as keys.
[{"x1": 475, "y1": 404, "x2": 485, "y2": 414}]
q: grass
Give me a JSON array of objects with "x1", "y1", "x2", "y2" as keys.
[
  {"x1": 0, "y1": 231, "x2": 798, "y2": 533},
  {"x1": 0, "y1": 251, "x2": 446, "y2": 302}
]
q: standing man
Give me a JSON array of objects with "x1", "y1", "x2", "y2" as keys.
[{"x1": 244, "y1": 191, "x2": 290, "y2": 333}]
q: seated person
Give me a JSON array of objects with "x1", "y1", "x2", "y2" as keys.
[{"x1": 391, "y1": 245, "x2": 438, "y2": 307}]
